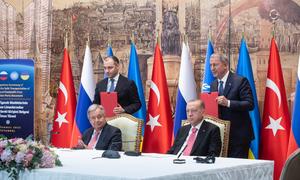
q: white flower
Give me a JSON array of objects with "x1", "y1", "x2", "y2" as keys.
[
  {"x1": 17, "y1": 144, "x2": 27, "y2": 152},
  {"x1": 15, "y1": 151, "x2": 26, "y2": 164},
  {"x1": 1, "y1": 148, "x2": 13, "y2": 162},
  {"x1": 0, "y1": 140, "x2": 8, "y2": 148}
]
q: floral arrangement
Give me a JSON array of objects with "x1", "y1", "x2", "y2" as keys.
[{"x1": 0, "y1": 135, "x2": 62, "y2": 180}]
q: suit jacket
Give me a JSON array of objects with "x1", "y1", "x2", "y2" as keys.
[
  {"x1": 93, "y1": 74, "x2": 141, "y2": 114},
  {"x1": 211, "y1": 72, "x2": 254, "y2": 146},
  {"x1": 167, "y1": 121, "x2": 221, "y2": 157},
  {"x1": 82, "y1": 123, "x2": 122, "y2": 151}
]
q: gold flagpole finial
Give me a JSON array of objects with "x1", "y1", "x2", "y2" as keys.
[
  {"x1": 156, "y1": 28, "x2": 160, "y2": 46},
  {"x1": 269, "y1": 9, "x2": 279, "y2": 38},
  {"x1": 131, "y1": 31, "x2": 135, "y2": 44},
  {"x1": 86, "y1": 33, "x2": 90, "y2": 46},
  {"x1": 64, "y1": 31, "x2": 68, "y2": 49},
  {"x1": 208, "y1": 22, "x2": 212, "y2": 40}
]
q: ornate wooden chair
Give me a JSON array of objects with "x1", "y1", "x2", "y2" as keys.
[
  {"x1": 182, "y1": 115, "x2": 230, "y2": 157},
  {"x1": 280, "y1": 148, "x2": 300, "y2": 180},
  {"x1": 106, "y1": 113, "x2": 143, "y2": 152}
]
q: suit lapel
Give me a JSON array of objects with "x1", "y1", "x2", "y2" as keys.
[
  {"x1": 223, "y1": 72, "x2": 233, "y2": 96},
  {"x1": 181, "y1": 125, "x2": 191, "y2": 143},
  {"x1": 114, "y1": 74, "x2": 124, "y2": 93},
  {"x1": 101, "y1": 78, "x2": 109, "y2": 92},
  {"x1": 176, "y1": 125, "x2": 190, "y2": 153},
  {"x1": 85, "y1": 128, "x2": 94, "y2": 145},
  {"x1": 211, "y1": 80, "x2": 218, "y2": 92},
  {"x1": 190, "y1": 121, "x2": 208, "y2": 154}
]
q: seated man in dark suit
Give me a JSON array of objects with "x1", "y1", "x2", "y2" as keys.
[
  {"x1": 168, "y1": 99, "x2": 221, "y2": 156},
  {"x1": 76, "y1": 104, "x2": 122, "y2": 151},
  {"x1": 93, "y1": 55, "x2": 141, "y2": 114}
]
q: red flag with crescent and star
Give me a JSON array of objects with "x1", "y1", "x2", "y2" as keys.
[
  {"x1": 260, "y1": 38, "x2": 291, "y2": 180},
  {"x1": 142, "y1": 43, "x2": 173, "y2": 153},
  {"x1": 51, "y1": 48, "x2": 77, "y2": 148}
]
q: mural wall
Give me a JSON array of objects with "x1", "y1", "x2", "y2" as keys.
[{"x1": 0, "y1": 0, "x2": 300, "y2": 142}]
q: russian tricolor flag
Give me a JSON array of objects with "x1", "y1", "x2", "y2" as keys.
[
  {"x1": 173, "y1": 42, "x2": 197, "y2": 136},
  {"x1": 73, "y1": 43, "x2": 95, "y2": 135},
  {"x1": 287, "y1": 55, "x2": 300, "y2": 157}
]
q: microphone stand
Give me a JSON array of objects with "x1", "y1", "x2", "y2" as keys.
[
  {"x1": 122, "y1": 140, "x2": 141, "y2": 156},
  {"x1": 173, "y1": 144, "x2": 188, "y2": 164}
]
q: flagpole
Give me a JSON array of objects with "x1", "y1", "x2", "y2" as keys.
[
  {"x1": 131, "y1": 32, "x2": 134, "y2": 44},
  {"x1": 64, "y1": 31, "x2": 68, "y2": 49},
  {"x1": 242, "y1": 23, "x2": 245, "y2": 39},
  {"x1": 87, "y1": 33, "x2": 90, "y2": 46},
  {"x1": 108, "y1": 26, "x2": 111, "y2": 47},
  {"x1": 156, "y1": 28, "x2": 160, "y2": 47},
  {"x1": 269, "y1": 9, "x2": 279, "y2": 38},
  {"x1": 208, "y1": 23, "x2": 212, "y2": 41},
  {"x1": 183, "y1": 33, "x2": 187, "y2": 45}
]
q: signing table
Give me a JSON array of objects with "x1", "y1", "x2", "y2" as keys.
[{"x1": 1, "y1": 149, "x2": 274, "y2": 180}]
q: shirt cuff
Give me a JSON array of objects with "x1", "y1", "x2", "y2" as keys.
[{"x1": 227, "y1": 100, "x2": 230, "y2": 107}]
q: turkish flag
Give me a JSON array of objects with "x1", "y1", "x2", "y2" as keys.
[
  {"x1": 143, "y1": 43, "x2": 173, "y2": 153},
  {"x1": 260, "y1": 38, "x2": 291, "y2": 180},
  {"x1": 51, "y1": 48, "x2": 77, "y2": 148}
]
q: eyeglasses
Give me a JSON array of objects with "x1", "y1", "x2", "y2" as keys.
[{"x1": 193, "y1": 155, "x2": 215, "y2": 164}]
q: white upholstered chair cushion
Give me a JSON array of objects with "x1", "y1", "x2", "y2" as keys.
[{"x1": 106, "y1": 113, "x2": 142, "y2": 152}]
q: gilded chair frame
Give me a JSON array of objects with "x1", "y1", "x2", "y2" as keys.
[
  {"x1": 181, "y1": 115, "x2": 230, "y2": 157},
  {"x1": 280, "y1": 148, "x2": 300, "y2": 180},
  {"x1": 106, "y1": 113, "x2": 143, "y2": 152},
  {"x1": 203, "y1": 115, "x2": 230, "y2": 157}
]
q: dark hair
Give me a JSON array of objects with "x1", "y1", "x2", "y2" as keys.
[{"x1": 104, "y1": 55, "x2": 120, "y2": 64}]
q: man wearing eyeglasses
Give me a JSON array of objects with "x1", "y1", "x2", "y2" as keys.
[
  {"x1": 76, "y1": 104, "x2": 122, "y2": 150},
  {"x1": 167, "y1": 99, "x2": 221, "y2": 157}
]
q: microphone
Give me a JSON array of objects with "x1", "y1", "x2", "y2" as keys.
[
  {"x1": 102, "y1": 150, "x2": 120, "y2": 159},
  {"x1": 173, "y1": 144, "x2": 188, "y2": 164},
  {"x1": 193, "y1": 154, "x2": 216, "y2": 164},
  {"x1": 102, "y1": 141, "x2": 122, "y2": 159}
]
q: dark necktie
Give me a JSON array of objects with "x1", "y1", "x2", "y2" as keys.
[
  {"x1": 218, "y1": 80, "x2": 224, "y2": 95},
  {"x1": 108, "y1": 78, "x2": 115, "y2": 92}
]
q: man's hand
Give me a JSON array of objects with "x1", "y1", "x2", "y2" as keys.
[
  {"x1": 77, "y1": 139, "x2": 88, "y2": 149},
  {"x1": 216, "y1": 96, "x2": 229, "y2": 107},
  {"x1": 113, "y1": 105, "x2": 125, "y2": 114}
]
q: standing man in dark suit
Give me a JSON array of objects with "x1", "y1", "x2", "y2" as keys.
[
  {"x1": 76, "y1": 104, "x2": 122, "y2": 150},
  {"x1": 210, "y1": 53, "x2": 254, "y2": 158},
  {"x1": 93, "y1": 56, "x2": 141, "y2": 114},
  {"x1": 167, "y1": 99, "x2": 221, "y2": 157}
]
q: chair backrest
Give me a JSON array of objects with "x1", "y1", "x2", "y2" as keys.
[
  {"x1": 106, "y1": 113, "x2": 143, "y2": 152},
  {"x1": 280, "y1": 148, "x2": 300, "y2": 180},
  {"x1": 181, "y1": 115, "x2": 230, "y2": 157}
]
